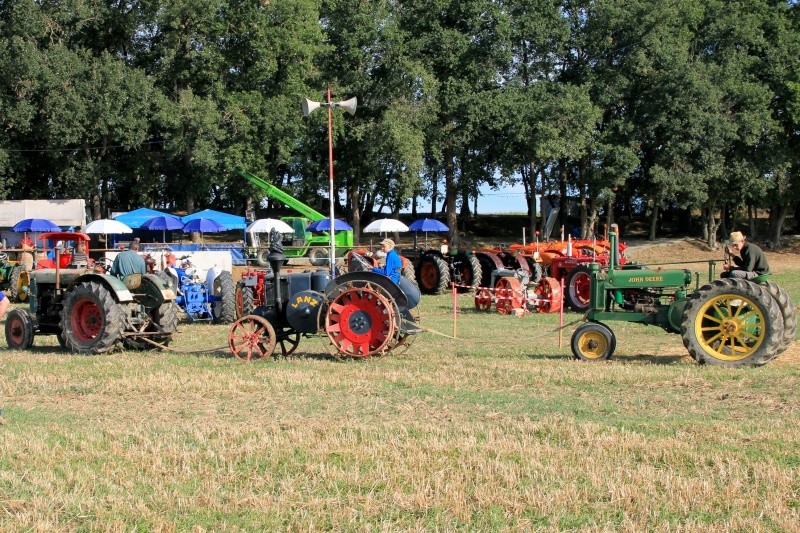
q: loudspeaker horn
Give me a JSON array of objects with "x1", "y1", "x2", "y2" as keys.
[
  {"x1": 302, "y1": 98, "x2": 321, "y2": 117},
  {"x1": 337, "y1": 96, "x2": 357, "y2": 115}
]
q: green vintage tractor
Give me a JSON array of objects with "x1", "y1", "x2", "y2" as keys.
[
  {"x1": 4, "y1": 232, "x2": 179, "y2": 353},
  {"x1": 0, "y1": 252, "x2": 30, "y2": 302},
  {"x1": 571, "y1": 225, "x2": 796, "y2": 366}
]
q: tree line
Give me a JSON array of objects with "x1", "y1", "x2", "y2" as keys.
[{"x1": 1, "y1": 0, "x2": 798, "y2": 245}]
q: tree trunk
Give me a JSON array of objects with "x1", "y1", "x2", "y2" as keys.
[
  {"x1": 558, "y1": 164, "x2": 567, "y2": 233},
  {"x1": 748, "y1": 204, "x2": 757, "y2": 238},
  {"x1": 769, "y1": 204, "x2": 787, "y2": 247},
  {"x1": 705, "y1": 204, "x2": 720, "y2": 248},
  {"x1": 605, "y1": 195, "x2": 614, "y2": 239},
  {"x1": 526, "y1": 163, "x2": 536, "y2": 241},
  {"x1": 430, "y1": 169, "x2": 438, "y2": 217},
  {"x1": 349, "y1": 184, "x2": 361, "y2": 246},
  {"x1": 648, "y1": 201, "x2": 659, "y2": 241},
  {"x1": 445, "y1": 146, "x2": 458, "y2": 245},
  {"x1": 579, "y1": 185, "x2": 588, "y2": 239}
]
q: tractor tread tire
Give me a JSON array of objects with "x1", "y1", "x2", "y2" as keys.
[
  {"x1": 681, "y1": 278, "x2": 783, "y2": 367},
  {"x1": 60, "y1": 282, "x2": 126, "y2": 354},
  {"x1": 5, "y1": 309, "x2": 35, "y2": 349},
  {"x1": 212, "y1": 271, "x2": 237, "y2": 324},
  {"x1": 9, "y1": 266, "x2": 29, "y2": 302},
  {"x1": 309, "y1": 248, "x2": 330, "y2": 267},
  {"x1": 235, "y1": 283, "x2": 256, "y2": 319},
  {"x1": 460, "y1": 255, "x2": 483, "y2": 292},
  {"x1": 565, "y1": 265, "x2": 592, "y2": 313},
  {"x1": 416, "y1": 254, "x2": 450, "y2": 295},
  {"x1": 401, "y1": 262, "x2": 418, "y2": 287},
  {"x1": 761, "y1": 280, "x2": 796, "y2": 358}
]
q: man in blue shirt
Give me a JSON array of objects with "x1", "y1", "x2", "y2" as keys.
[
  {"x1": 0, "y1": 291, "x2": 9, "y2": 321},
  {"x1": 372, "y1": 238, "x2": 402, "y2": 284}
]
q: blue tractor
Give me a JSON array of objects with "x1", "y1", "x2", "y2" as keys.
[{"x1": 159, "y1": 257, "x2": 236, "y2": 323}]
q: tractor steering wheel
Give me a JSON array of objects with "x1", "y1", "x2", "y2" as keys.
[
  {"x1": 350, "y1": 252, "x2": 373, "y2": 272},
  {"x1": 96, "y1": 257, "x2": 114, "y2": 274}
]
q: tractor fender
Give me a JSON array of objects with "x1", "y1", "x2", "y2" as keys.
[
  {"x1": 325, "y1": 271, "x2": 413, "y2": 309},
  {"x1": 205, "y1": 266, "x2": 223, "y2": 293},
  {"x1": 64, "y1": 273, "x2": 136, "y2": 303}
]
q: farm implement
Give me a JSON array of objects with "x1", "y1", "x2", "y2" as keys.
[
  {"x1": 570, "y1": 225, "x2": 796, "y2": 366},
  {"x1": 5, "y1": 232, "x2": 179, "y2": 353},
  {"x1": 228, "y1": 230, "x2": 422, "y2": 360}
]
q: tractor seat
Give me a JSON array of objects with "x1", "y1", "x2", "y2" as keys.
[{"x1": 122, "y1": 274, "x2": 142, "y2": 290}]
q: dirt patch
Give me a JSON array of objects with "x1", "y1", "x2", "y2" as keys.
[{"x1": 623, "y1": 236, "x2": 800, "y2": 272}]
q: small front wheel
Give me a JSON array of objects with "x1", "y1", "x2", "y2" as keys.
[
  {"x1": 5, "y1": 309, "x2": 35, "y2": 349},
  {"x1": 571, "y1": 322, "x2": 616, "y2": 361},
  {"x1": 228, "y1": 315, "x2": 277, "y2": 361}
]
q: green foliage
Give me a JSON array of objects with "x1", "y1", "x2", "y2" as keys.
[{"x1": 0, "y1": 0, "x2": 797, "y2": 240}]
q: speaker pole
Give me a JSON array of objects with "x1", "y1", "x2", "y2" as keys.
[{"x1": 327, "y1": 87, "x2": 336, "y2": 276}]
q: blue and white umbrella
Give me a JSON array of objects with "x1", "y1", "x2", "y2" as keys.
[{"x1": 307, "y1": 218, "x2": 353, "y2": 232}]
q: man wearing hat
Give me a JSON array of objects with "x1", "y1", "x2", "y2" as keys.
[
  {"x1": 722, "y1": 231, "x2": 769, "y2": 280},
  {"x1": 372, "y1": 238, "x2": 402, "y2": 284}
]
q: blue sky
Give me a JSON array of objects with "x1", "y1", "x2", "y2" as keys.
[{"x1": 404, "y1": 182, "x2": 530, "y2": 215}]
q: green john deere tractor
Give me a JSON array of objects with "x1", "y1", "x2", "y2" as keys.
[{"x1": 571, "y1": 225, "x2": 796, "y2": 366}]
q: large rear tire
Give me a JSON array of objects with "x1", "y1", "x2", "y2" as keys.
[
  {"x1": 681, "y1": 279, "x2": 783, "y2": 366},
  {"x1": 453, "y1": 253, "x2": 482, "y2": 292},
  {"x1": 416, "y1": 254, "x2": 450, "y2": 295},
  {"x1": 5, "y1": 309, "x2": 35, "y2": 349},
  {"x1": 211, "y1": 271, "x2": 236, "y2": 324},
  {"x1": 235, "y1": 283, "x2": 256, "y2": 319},
  {"x1": 401, "y1": 259, "x2": 418, "y2": 287},
  {"x1": 565, "y1": 265, "x2": 592, "y2": 313},
  {"x1": 60, "y1": 282, "x2": 126, "y2": 354},
  {"x1": 761, "y1": 280, "x2": 797, "y2": 358},
  {"x1": 309, "y1": 248, "x2": 329, "y2": 267}
]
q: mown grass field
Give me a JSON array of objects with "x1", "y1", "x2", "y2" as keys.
[{"x1": 1, "y1": 266, "x2": 799, "y2": 531}]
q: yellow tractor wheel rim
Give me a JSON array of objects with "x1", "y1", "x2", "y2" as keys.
[
  {"x1": 17, "y1": 271, "x2": 30, "y2": 302},
  {"x1": 694, "y1": 294, "x2": 765, "y2": 361},
  {"x1": 577, "y1": 330, "x2": 608, "y2": 360}
]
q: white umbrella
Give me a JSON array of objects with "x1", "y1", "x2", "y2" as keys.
[
  {"x1": 246, "y1": 218, "x2": 294, "y2": 234},
  {"x1": 84, "y1": 219, "x2": 133, "y2": 235},
  {"x1": 363, "y1": 218, "x2": 409, "y2": 233},
  {"x1": 83, "y1": 219, "x2": 133, "y2": 249}
]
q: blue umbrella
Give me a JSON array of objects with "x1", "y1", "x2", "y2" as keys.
[
  {"x1": 142, "y1": 215, "x2": 184, "y2": 243},
  {"x1": 408, "y1": 218, "x2": 448, "y2": 246},
  {"x1": 13, "y1": 218, "x2": 61, "y2": 250},
  {"x1": 182, "y1": 218, "x2": 226, "y2": 245},
  {"x1": 307, "y1": 218, "x2": 353, "y2": 232},
  {"x1": 182, "y1": 218, "x2": 226, "y2": 234},
  {"x1": 408, "y1": 218, "x2": 449, "y2": 232},
  {"x1": 13, "y1": 218, "x2": 61, "y2": 232}
]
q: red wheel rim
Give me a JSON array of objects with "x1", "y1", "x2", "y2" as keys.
[
  {"x1": 70, "y1": 299, "x2": 104, "y2": 343},
  {"x1": 325, "y1": 287, "x2": 396, "y2": 357},
  {"x1": 229, "y1": 315, "x2": 276, "y2": 361},
  {"x1": 7, "y1": 314, "x2": 26, "y2": 346},
  {"x1": 570, "y1": 271, "x2": 591, "y2": 307},
  {"x1": 419, "y1": 262, "x2": 439, "y2": 289},
  {"x1": 474, "y1": 288, "x2": 492, "y2": 312},
  {"x1": 534, "y1": 277, "x2": 562, "y2": 313},
  {"x1": 495, "y1": 277, "x2": 524, "y2": 315}
]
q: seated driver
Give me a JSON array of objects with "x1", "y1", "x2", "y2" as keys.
[
  {"x1": 371, "y1": 239, "x2": 402, "y2": 284},
  {"x1": 69, "y1": 240, "x2": 89, "y2": 268},
  {"x1": 110, "y1": 240, "x2": 146, "y2": 280}
]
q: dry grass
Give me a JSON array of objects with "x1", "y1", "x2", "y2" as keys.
[{"x1": 1, "y1": 249, "x2": 799, "y2": 531}]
